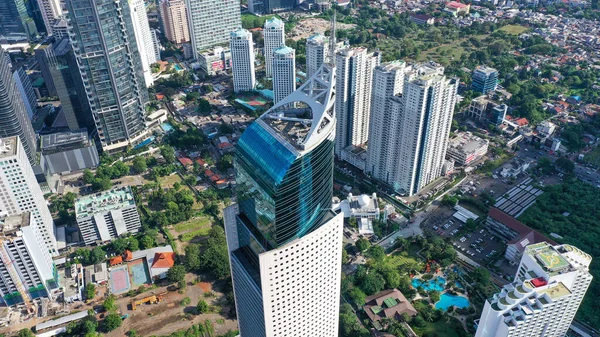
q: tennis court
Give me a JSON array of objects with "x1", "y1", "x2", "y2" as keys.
[
  {"x1": 128, "y1": 259, "x2": 151, "y2": 287},
  {"x1": 109, "y1": 266, "x2": 131, "y2": 295},
  {"x1": 235, "y1": 94, "x2": 270, "y2": 112}
]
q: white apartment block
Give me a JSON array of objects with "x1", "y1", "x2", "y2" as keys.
[
  {"x1": 0, "y1": 137, "x2": 57, "y2": 255},
  {"x1": 366, "y1": 62, "x2": 457, "y2": 196},
  {"x1": 335, "y1": 47, "x2": 380, "y2": 156},
  {"x1": 446, "y1": 132, "x2": 489, "y2": 166},
  {"x1": 263, "y1": 17, "x2": 285, "y2": 77},
  {"x1": 475, "y1": 242, "x2": 592, "y2": 337},
  {"x1": 187, "y1": 0, "x2": 241, "y2": 57},
  {"x1": 306, "y1": 33, "x2": 329, "y2": 78},
  {"x1": 129, "y1": 0, "x2": 158, "y2": 87},
  {"x1": 159, "y1": 0, "x2": 190, "y2": 44},
  {"x1": 366, "y1": 61, "x2": 406, "y2": 183},
  {"x1": 0, "y1": 213, "x2": 58, "y2": 307},
  {"x1": 230, "y1": 28, "x2": 256, "y2": 93},
  {"x1": 150, "y1": 29, "x2": 162, "y2": 62},
  {"x1": 37, "y1": 0, "x2": 62, "y2": 35},
  {"x1": 75, "y1": 186, "x2": 142, "y2": 246},
  {"x1": 272, "y1": 46, "x2": 296, "y2": 104}
]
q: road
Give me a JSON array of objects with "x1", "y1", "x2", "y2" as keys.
[{"x1": 376, "y1": 203, "x2": 437, "y2": 249}]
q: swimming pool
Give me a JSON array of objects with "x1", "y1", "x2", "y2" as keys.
[
  {"x1": 161, "y1": 122, "x2": 174, "y2": 132},
  {"x1": 412, "y1": 276, "x2": 446, "y2": 292},
  {"x1": 174, "y1": 64, "x2": 183, "y2": 71},
  {"x1": 435, "y1": 293, "x2": 470, "y2": 311},
  {"x1": 455, "y1": 281, "x2": 464, "y2": 289}
]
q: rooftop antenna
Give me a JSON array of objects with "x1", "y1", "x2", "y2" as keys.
[{"x1": 329, "y1": 9, "x2": 336, "y2": 66}]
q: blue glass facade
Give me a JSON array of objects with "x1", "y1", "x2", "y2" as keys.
[{"x1": 236, "y1": 121, "x2": 334, "y2": 250}]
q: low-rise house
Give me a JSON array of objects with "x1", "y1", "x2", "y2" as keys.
[{"x1": 364, "y1": 289, "x2": 418, "y2": 327}]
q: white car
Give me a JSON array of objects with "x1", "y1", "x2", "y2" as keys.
[{"x1": 460, "y1": 237, "x2": 467, "y2": 242}]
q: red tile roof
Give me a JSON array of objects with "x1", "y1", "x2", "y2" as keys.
[
  {"x1": 195, "y1": 159, "x2": 206, "y2": 166},
  {"x1": 515, "y1": 118, "x2": 529, "y2": 126},
  {"x1": 364, "y1": 289, "x2": 418, "y2": 323},
  {"x1": 151, "y1": 252, "x2": 176, "y2": 269},
  {"x1": 109, "y1": 256, "x2": 123, "y2": 266},
  {"x1": 488, "y1": 207, "x2": 555, "y2": 252},
  {"x1": 178, "y1": 157, "x2": 193, "y2": 166},
  {"x1": 124, "y1": 250, "x2": 133, "y2": 261}
]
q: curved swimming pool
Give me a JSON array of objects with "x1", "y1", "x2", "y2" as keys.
[
  {"x1": 435, "y1": 293, "x2": 470, "y2": 311},
  {"x1": 411, "y1": 276, "x2": 446, "y2": 292}
]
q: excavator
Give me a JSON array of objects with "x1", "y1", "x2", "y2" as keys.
[{"x1": 131, "y1": 293, "x2": 166, "y2": 310}]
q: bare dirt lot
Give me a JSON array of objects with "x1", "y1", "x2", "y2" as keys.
[{"x1": 289, "y1": 18, "x2": 355, "y2": 41}]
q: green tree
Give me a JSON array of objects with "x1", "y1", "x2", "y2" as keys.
[
  {"x1": 91, "y1": 247, "x2": 106, "y2": 264},
  {"x1": 103, "y1": 312, "x2": 122, "y2": 332},
  {"x1": 167, "y1": 265, "x2": 186, "y2": 284},
  {"x1": 200, "y1": 227, "x2": 230, "y2": 280},
  {"x1": 17, "y1": 329, "x2": 34, "y2": 337},
  {"x1": 429, "y1": 290, "x2": 441, "y2": 303},
  {"x1": 185, "y1": 244, "x2": 202, "y2": 271},
  {"x1": 196, "y1": 299, "x2": 210, "y2": 314},
  {"x1": 368, "y1": 245, "x2": 386, "y2": 261},
  {"x1": 128, "y1": 237, "x2": 140, "y2": 251},
  {"x1": 83, "y1": 169, "x2": 95, "y2": 184},
  {"x1": 360, "y1": 272, "x2": 385, "y2": 295},
  {"x1": 111, "y1": 237, "x2": 128, "y2": 254},
  {"x1": 140, "y1": 235, "x2": 155, "y2": 249},
  {"x1": 348, "y1": 287, "x2": 367, "y2": 305},
  {"x1": 160, "y1": 145, "x2": 176, "y2": 163},
  {"x1": 103, "y1": 294, "x2": 118, "y2": 312},
  {"x1": 132, "y1": 156, "x2": 147, "y2": 173},
  {"x1": 84, "y1": 283, "x2": 96, "y2": 300},
  {"x1": 555, "y1": 157, "x2": 575, "y2": 173},
  {"x1": 356, "y1": 238, "x2": 370, "y2": 253}
]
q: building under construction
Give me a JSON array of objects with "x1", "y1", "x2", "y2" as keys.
[{"x1": 0, "y1": 213, "x2": 58, "y2": 310}]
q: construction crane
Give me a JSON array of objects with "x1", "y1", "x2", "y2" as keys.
[
  {"x1": 131, "y1": 293, "x2": 165, "y2": 310},
  {"x1": 0, "y1": 241, "x2": 34, "y2": 314}
]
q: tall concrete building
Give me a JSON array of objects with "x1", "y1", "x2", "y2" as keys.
[
  {"x1": 0, "y1": 213, "x2": 58, "y2": 307},
  {"x1": 36, "y1": 38, "x2": 93, "y2": 131},
  {"x1": 0, "y1": 49, "x2": 37, "y2": 164},
  {"x1": 0, "y1": 137, "x2": 57, "y2": 255},
  {"x1": 187, "y1": 0, "x2": 240, "y2": 56},
  {"x1": 129, "y1": 0, "x2": 159, "y2": 87},
  {"x1": 225, "y1": 60, "x2": 343, "y2": 337},
  {"x1": 0, "y1": 0, "x2": 38, "y2": 43},
  {"x1": 366, "y1": 62, "x2": 457, "y2": 196},
  {"x1": 272, "y1": 46, "x2": 295, "y2": 105},
  {"x1": 306, "y1": 33, "x2": 328, "y2": 78},
  {"x1": 334, "y1": 47, "x2": 379, "y2": 156},
  {"x1": 248, "y1": 0, "x2": 295, "y2": 14},
  {"x1": 75, "y1": 186, "x2": 142, "y2": 246},
  {"x1": 150, "y1": 29, "x2": 161, "y2": 61},
  {"x1": 36, "y1": 0, "x2": 62, "y2": 35},
  {"x1": 12, "y1": 66, "x2": 38, "y2": 119},
  {"x1": 65, "y1": 0, "x2": 149, "y2": 153},
  {"x1": 263, "y1": 17, "x2": 284, "y2": 77},
  {"x1": 472, "y1": 65, "x2": 499, "y2": 94},
  {"x1": 159, "y1": 0, "x2": 190, "y2": 44},
  {"x1": 475, "y1": 242, "x2": 592, "y2": 337},
  {"x1": 230, "y1": 28, "x2": 256, "y2": 93}
]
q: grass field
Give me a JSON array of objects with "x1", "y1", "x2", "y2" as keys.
[
  {"x1": 159, "y1": 174, "x2": 183, "y2": 188},
  {"x1": 411, "y1": 316, "x2": 466, "y2": 337},
  {"x1": 582, "y1": 146, "x2": 600, "y2": 167},
  {"x1": 418, "y1": 40, "x2": 468, "y2": 62},
  {"x1": 499, "y1": 25, "x2": 528, "y2": 35},
  {"x1": 175, "y1": 217, "x2": 213, "y2": 242}
]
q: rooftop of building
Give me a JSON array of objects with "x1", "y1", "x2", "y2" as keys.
[
  {"x1": 474, "y1": 65, "x2": 498, "y2": 75},
  {"x1": 307, "y1": 33, "x2": 328, "y2": 44},
  {"x1": 364, "y1": 289, "x2": 418, "y2": 322},
  {"x1": 446, "y1": 1, "x2": 469, "y2": 8},
  {"x1": 0, "y1": 213, "x2": 30, "y2": 237},
  {"x1": 489, "y1": 207, "x2": 555, "y2": 248},
  {"x1": 536, "y1": 281, "x2": 571, "y2": 299},
  {"x1": 377, "y1": 60, "x2": 406, "y2": 72},
  {"x1": 0, "y1": 137, "x2": 18, "y2": 159},
  {"x1": 41, "y1": 129, "x2": 90, "y2": 150},
  {"x1": 265, "y1": 17, "x2": 284, "y2": 28},
  {"x1": 448, "y1": 132, "x2": 489, "y2": 153},
  {"x1": 75, "y1": 186, "x2": 136, "y2": 219},
  {"x1": 231, "y1": 28, "x2": 251, "y2": 39},
  {"x1": 274, "y1": 45, "x2": 294, "y2": 55},
  {"x1": 526, "y1": 242, "x2": 571, "y2": 273}
]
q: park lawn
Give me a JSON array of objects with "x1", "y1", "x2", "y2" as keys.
[
  {"x1": 159, "y1": 174, "x2": 182, "y2": 188},
  {"x1": 499, "y1": 24, "x2": 528, "y2": 35},
  {"x1": 418, "y1": 40, "x2": 468, "y2": 62},
  {"x1": 175, "y1": 217, "x2": 213, "y2": 242},
  {"x1": 411, "y1": 316, "x2": 467, "y2": 337},
  {"x1": 582, "y1": 146, "x2": 600, "y2": 166}
]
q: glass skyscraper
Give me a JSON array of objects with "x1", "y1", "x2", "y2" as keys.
[
  {"x1": 65, "y1": 0, "x2": 149, "y2": 152},
  {"x1": 224, "y1": 62, "x2": 344, "y2": 337},
  {"x1": 0, "y1": 0, "x2": 38, "y2": 43}
]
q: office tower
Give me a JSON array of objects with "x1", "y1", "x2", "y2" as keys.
[
  {"x1": 306, "y1": 33, "x2": 328, "y2": 78},
  {"x1": 0, "y1": 213, "x2": 58, "y2": 306},
  {"x1": 493, "y1": 104, "x2": 507, "y2": 126},
  {"x1": 37, "y1": 38, "x2": 93, "y2": 131},
  {"x1": 159, "y1": 0, "x2": 190, "y2": 44},
  {"x1": 52, "y1": 18, "x2": 68, "y2": 39},
  {"x1": 247, "y1": 0, "x2": 264, "y2": 14},
  {"x1": 12, "y1": 67, "x2": 38, "y2": 119},
  {"x1": 187, "y1": 0, "x2": 240, "y2": 56},
  {"x1": 35, "y1": 40, "x2": 58, "y2": 96},
  {"x1": 334, "y1": 47, "x2": 379, "y2": 156},
  {"x1": 224, "y1": 59, "x2": 343, "y2": 337},
  {"x1": 366, "y1": 62, "x2": 457, "y2": 196},
  {"x1": 0, "y1": 49, "x2": 37, "y2": 164},
  {"x1": 0, "y1": 0, "x2": 38, "y2": 43},
  {"x1": 230, "y1": 28, "x2": 256, "y2": 93},
  {"x1": 151, "y1": 29, "x2": 161, "y2": 61},
  {"x1": 36, "y1": 0, "x2": 62, "y2": 35},
  {"x1": 366, "y1": 61, "x2": 405, "y2": 182},
  {"x1": 475, "y1": 242, "x2": 592, "y2": 337},
  {"x1": 65, "y1": 0, "x2": 149, "y2": 152},
  {"x1": 472, "y1": 65, "x2": 499, "y2": 94},
  {"x1": 75, "y1": 186, "x2": 142, "y2": 245},
  {"x1": 0, "y1": 136, "x2": 57, "y2": 255},
  {"x1": 129, "y1": 0, "x2": 158, "y2": 87},
  {"x1": 272, "y1": 46, "x2": 295, "y2": 104},
  {"x1": 266, "y1": 0, "x2": 295, "y2": 13},
  {"x1": 263, "y1": 17, "x2": 284, "y2": 77}
]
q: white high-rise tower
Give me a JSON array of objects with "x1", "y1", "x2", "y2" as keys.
[
  {"x1": 37, "y1": 0, "x2": 62, "y2": 35},
  {"x1": 272, "y1": 46, "x2": 295, "y2": 104},
  {"x1": 129, "y1": 0, "x2": 158, "y2": 87},
  {"x1": 306, "y1": 33, "x2": 329, "y2": 78},
  {"x1": 187, "y1": 0, "x2": 241, "y2": 55},
  {"x1": 263, "y1": 17, "x2": 285, "y2": 77},
  {"x1": 334, "y1": 47, "x2": 379, "y2": 156},
  {"x1": 230, "y1": 28, "x2": 256, "y2": 93},
  {"x1": 366, "y1": 62, "x2": 457, "y2": 196},
  {"x1": 475, "y1": 242, "x2": 592, "y2": 337},
  {"x1": 0, "y1": 137, "x2": 57, "y2": 255}
]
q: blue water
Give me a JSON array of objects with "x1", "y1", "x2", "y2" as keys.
[
  {"x1": 412, "y1": 276, "x2": 446, "y2": 292},
  {"x1": 435, "y1": 293, "x2": 470, "y2": 311},
  {"x1": 174, "y1": 64, "x2": 183, "y2": 71},
  {"x1": 161, "y1": 122, "x2": 174, "y2": 132},
  {"x1": 134, "y1": 136, "x2": 155, "y2": 149},
  {"x1": 455, "y1": 281, "x2": 464, "y2": 289}
]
